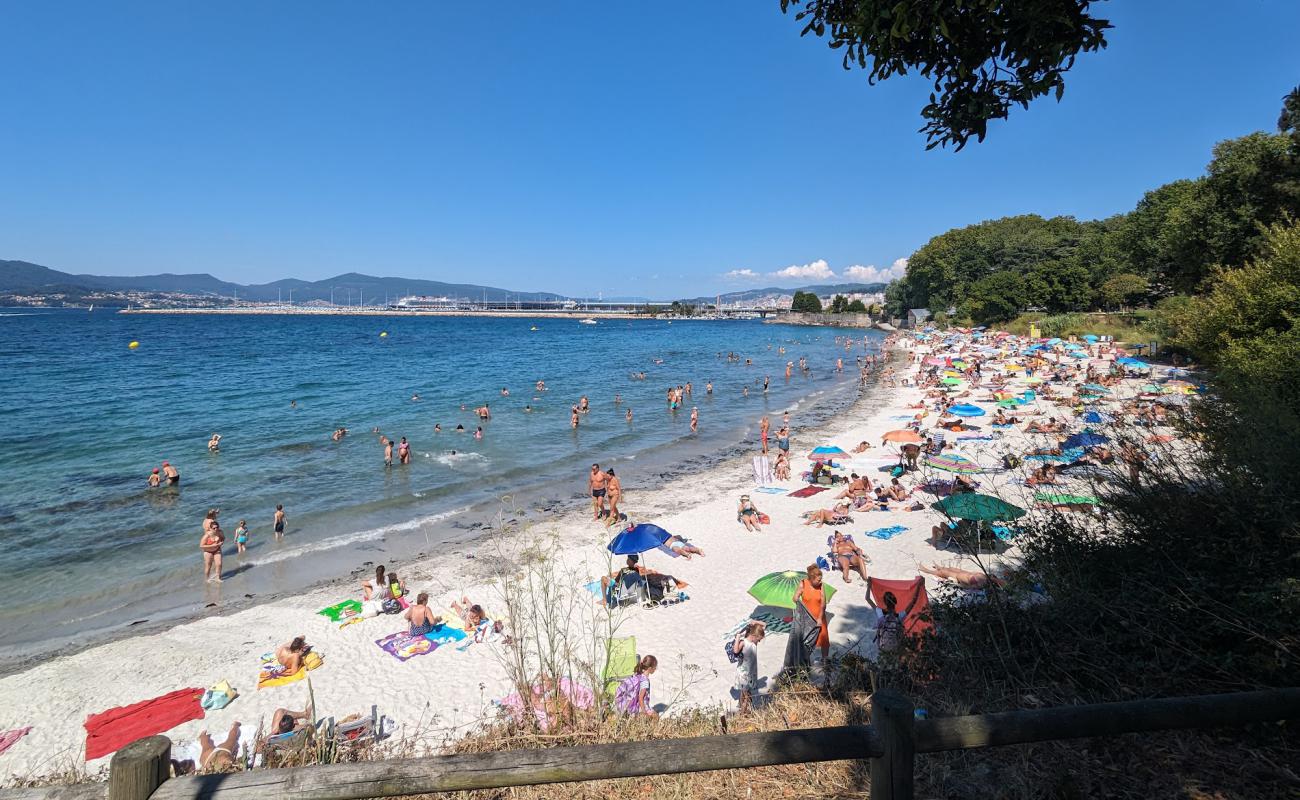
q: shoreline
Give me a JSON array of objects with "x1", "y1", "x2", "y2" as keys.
[{"x1": 113, "y1": 308, "x2": 772, "y2": 319}]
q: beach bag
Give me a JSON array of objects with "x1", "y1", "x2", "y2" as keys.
[
  {"x1": 724, "y1": 636, "x2": 745, "y2": 665},
  {"x1": 890, "y1": 465, "x2": 905, "y2": 478},
  {"x1": 875, "y1": 612, "x2": 903, "y2": 652},
  {"x1": 382, "y1": 598, "x2": 401, "y2": 615},
  {"x1": 1002, "y1": 454, "x2": 1022, "y2": 469},
  {"x1": 201, "y1": 679, "x2": 238, "y2": 711}
]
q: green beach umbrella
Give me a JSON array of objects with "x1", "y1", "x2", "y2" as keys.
[
  {"x1": 932, "y1": 493, "x2": 1026, "y2": 522},
  {"x1": 747, "y1": 571, "x2": 836, "y2": 609},
  {"x1": 941, "y1": 377, "x2": 963, "y2": 386}
]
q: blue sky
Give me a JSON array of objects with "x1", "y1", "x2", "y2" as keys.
[{"x1": 2, "y1": 1, "x2": 1297, "y2": 298}]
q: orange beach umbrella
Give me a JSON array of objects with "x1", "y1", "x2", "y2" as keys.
[{"x1": 882, "y1": 429, "x2": 922, "y2": 444}]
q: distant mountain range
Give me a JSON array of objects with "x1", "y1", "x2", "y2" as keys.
[
  {"x1": 0, "y1": 259, "x2": 886, "y2": 308},
  {"x1": 683, "y1": 283, "x2": 887, "y2": 305},
  {"x1": 0, "y1": 260, "x2": 564, "y2": 304}
]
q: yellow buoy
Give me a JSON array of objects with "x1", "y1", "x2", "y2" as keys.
[
  {"x1": 379, "y1": 332, "x2": 388, "y2": 338},
  {"x1": 128, "y1": 341, "x2": 140, "y2": 349}
]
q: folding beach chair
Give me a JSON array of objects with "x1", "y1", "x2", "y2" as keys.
[{"x1": 607, "y1": 570, "x2": 647, "y2": 607}]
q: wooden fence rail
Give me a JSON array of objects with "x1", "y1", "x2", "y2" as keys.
[{"x1": 4, "y1": 688, "x2": 1296, "y2": 800}]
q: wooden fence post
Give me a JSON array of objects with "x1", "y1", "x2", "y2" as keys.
[
  {"x1": 871, "y1": 690, "x2": 915, "y2": 800},
  {"x1": 108, "y1": 736, "x2": 171, "y2": 800}
]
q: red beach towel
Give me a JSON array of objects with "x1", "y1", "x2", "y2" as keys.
[
  {"x1": 867, "y1": 577, "x2": 932, "y2": 638},
  {"x1": 788, "y1": 486, "x2": 829, "y2": 498},
  {"x1": 84, "y1": 688, "x2": 204, "y2": 760},
  {"x1": 0, "y1": 727, "x2": 32, "y2": 756}
]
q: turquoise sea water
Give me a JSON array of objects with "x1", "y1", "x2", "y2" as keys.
[{"x1": 0, "y1": 309, "x2": 881, "y2": 666}]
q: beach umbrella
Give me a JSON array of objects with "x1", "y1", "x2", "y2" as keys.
[
  {"x1": 941, "y1": 377, "x2": 963, "y2": 386},
  {"x1": 882, "y1": 429, "x2": 922, "y2": 444},
  {"x1": 1063, "y1": 432, "x2": 1108, "y2": 449},
  {"x1": 946, "y1": 404, "x2": 986, "y2": 417},
  {"x1": 1069, "y1": 351, "x2": 1088, "y2": 359},
  {"x1": 747, "y1": 571, "x2": 837, "y2": 609},
  {"x1": 808, "y1": 446, "x2": 849, "y2": 462},
  {"x1": 924, "y1": 453, "x2": 983, "y2": 474},
  {"x1": 932, "y1": 493, "x2": 1026, "y2": 522},
  {"x1": 1045, "y1": 338, "x2": 1063, "y2": 346},
  {"x1": 997, "y1": 399, "x2": 1024, "y2": 408},
  {"x1": 1082, "y1": 410, "x2": 1112, "y2": 424},
  {"x1": 1082, "y1": 334, "x2": 1099, "y2": 343},
  {"x1": 1116, "y1": 357, "x2": 1149, "y2": 368},
  {"x1": 606, "y1": 523, "x2": 671, "y2": 555}
]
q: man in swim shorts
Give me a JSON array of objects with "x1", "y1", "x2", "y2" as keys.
[
  {"x1": 163, "y1": 461, "x2": 180, "y2": 485},
  {"x1": 589, "y1": 463, "x2": 608, "y2": 520},
  {"x1": 273, "y1": 504, "x2": 286, "y2": 537}
]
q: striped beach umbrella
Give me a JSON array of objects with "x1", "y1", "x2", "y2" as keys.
[{"x1": 808, "y1": 446, "x2": 849, "y2": 462}]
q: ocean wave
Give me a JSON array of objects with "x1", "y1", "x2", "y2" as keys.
[
  {"x1": 246, "y1": 504, "x2": 473, "y2": 567},
  {"x1": 431, "y1": 451, "x2": 488, "y2": 467}
]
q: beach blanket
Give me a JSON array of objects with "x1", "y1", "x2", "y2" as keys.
[
  {"x1": 724, "y1": 610, "x2": 794, "y2": 638},
  {"x1": 0, "y1": 727, "x2": 32, "y2": 757},
  {"x1": 318, "y1": 599, "x2": 363, "y2": 624},
  {"x1": 85, "y1": 688, "x2": 204, "y2": 760},
  {"x1": 863, "y1": 525, "x2": 908, "y2": 541},
  {"x1": 755, "y1": 486, "x2": 786, "y2": 495},
  {"x1": 992, "y1": 424, "x2": 1014, "y2": 429},
  {"x1": 788, "y1": 485, "x2": 828, "y2": 499},
  {"x1": 257, "y1": 651, "x2": 323, "y2": 690},
  {"x1": 374, "y1": 623, "x2": 467, "y2": 662},
  {"x1": 958, "y1": 435, "x2": 994, "y2": 441}
]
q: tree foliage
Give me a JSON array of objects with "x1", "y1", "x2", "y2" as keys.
[
  {"x1": 791, "y1": 290, "x2": 823, "y2": 313},
  {"x1": 846, "y1": 298, "x2": 868, "y2": 313},
  {"x1": 1098, "y1": 273, "x2": 1148, "y2": 309},
  {"x1": 780, "y1": 0, "x2": 1111, "y2": 150}
]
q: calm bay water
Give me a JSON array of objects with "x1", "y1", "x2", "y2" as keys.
[{"x1": 0, "y1": 309, "x2": 880, "y2": 666}]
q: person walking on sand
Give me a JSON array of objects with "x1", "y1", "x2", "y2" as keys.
[
  {"x1": 384, "y1": 438, "x2": 393, "y2": 467},
  {"x1": 589, "y1": 463, "x2": 608, "y2": 520},
  {"x1": 605, "y1": 468, "x2": 623, "y2": 527},
  {"x1": 273, "y1": 504, "x2": 286, "y2": 538},
  {"x1": 732, "y1": 621, "x2": 765, "y2": 713},
  {"x1": 690, "y1": 407, "x2": 698, "y2": 432},
  {"x1": 200, "y1": 512, "x2": 224, "y2": 582}
]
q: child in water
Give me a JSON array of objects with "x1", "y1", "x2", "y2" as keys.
[{"x1": 235, "y1": 520, "x2": 249, "y2": 554}]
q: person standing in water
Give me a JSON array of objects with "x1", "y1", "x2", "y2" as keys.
[
  {"x1": 762, "y1": 375, "x2": 769, "y2": 393},
  {"x1": 200, "y1": 509, "x2": 224, "y2": 582},
  {"x1": 571, "y1": 406, "x2": 580, "y2": 428},
  {"x1": 273, "y1": 504, "x2": 286, "y2": 538},
  {"x1": 625, "y1": 408, "x2": 633, "y2": 424},
  {"x1": 690, "y1": 407, "x2": 699, "y2": 432},
  {"x1": 705, "y1": 381, "x2": 713, "y2": 395},
  {"x1": 589, "y1": 464, "x2": 608, "y2": 520},
  {"x1": 234, "y1": 519, "x2": 249, "y2": 554},
  {"x1": 399, "y1": 437, "x2": 411, "y2": 464},
  {"x1": 162, "y1": 461, "x2": 180, "y2": 486},
  {"x1": 384, "y1": 438, "x2": 394, "y2": 467},
  {"x1": 148, "y1": 468, "x2": 161, "y2": 487}
]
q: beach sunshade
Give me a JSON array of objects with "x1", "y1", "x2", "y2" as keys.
[
  {"x1": 1045, "y1": 338, "x2": 1062, "y2": 346},
  {"x1": 931, "y1": 493, "x2": 1026, "y2": 522},
  {"x1": 924, "y1": 453, "x2": 982, "y2": 474},
  {"x1": 1063, "y1": 432, "x2": 1109, "y2": 449},
  {"x1": 882, "y1": 429, "x2": 922, "y2": 444},
  {"x1": 1116, "y1": 357, "x2": 1149, "y2": 368},
  {"x1": 941, "y1": 377, "x2": 962, "y2": 386},
  {"x1": 607, "y1": 523, "x2": 671, "y2": 555},
  {"x1": 1082, "y1": 334, "x2": 1099, "y2": 342},
  {"x1": 1070, "y1": 351, "x2": 1088, "y2": 359},
  {"x1": 946, "y1": 404, "x2": 986, "y2": 418},
  {"x1": 748, "y1": 571, "x2": 836, "y2": 610},
  {"x1": 808, "y1": 446, "x2": 849, "y2": 462},
  {"x1": 943, "y1": 369, "x2": 963, "y2": 377}
]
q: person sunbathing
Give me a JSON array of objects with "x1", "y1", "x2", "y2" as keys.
[
  {"x1": 1024, "y1": 418, "x2": 1062, "y2": 433},
  {"x1": 952, "y1": 474, "x2": 977, "y2": 494},
  {"x1": 887, "y1": 478, "x2": 911, "y2": 501},
  {"x1": 837, "y1": 473, "x2": 871, "y2": 500},
  {"x1": 830, "y1": 531, "x2": 870, "y2": 582},
  {"x1": 275, "y1": 636, "x2": 310, "y2": 673},
  {"x1": 919, "y1": 562, "x2": 1004, "y2": 589},
  {"x1": 664, "y1": 534, "x2": 704, "y2": 559},
  {"x1": 449, "y1": 596, "x2": 487, "y2": 630},
  {"x1": 803, "y1": 502, "x2": 852, "y2": 526},
  {"x1": 1025, "y1": 464, "x2": 1059, "y2": 486},
  {"x1": 179, "y1": 722, "x2": 242, "y2": 774},
  {"x1": 851, "y1": 440, "x2": 873, "y2": 453},
  {"x1": 405, "y1": 592, "x2": 438, "y2": 636},
  {"x1": 992, "y1": 410, "x2": 1021, "y2": 425},
  {"x1": 737, "y1": 495, "x2": 764, "y2": 532}
]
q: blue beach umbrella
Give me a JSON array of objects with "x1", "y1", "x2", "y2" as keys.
[
  {"x1": 1045, "y1": 338, "x2": 1063, "y2": 346},
  {"x1": 1116, "y1": 357, "x2": 1149, "y2": 368},
  {"x1": 607, "y1": 524, "x2": 671, "y2": 555},
  {"x1": 947, "y1": 404, "x2": 986, "y2": 418},
  {"x1": 809, "y1": 445, "x2": 850, "y2": 462},
  {"x1": 1082, "y1": 410, "x2": 1113, "y2": 424},
  {"x1": 1082, "y1": 334, "x2": 1099, "y2": 343}
]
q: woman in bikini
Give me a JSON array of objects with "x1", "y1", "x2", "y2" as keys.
[
  {"x1": 737, "y1": 495, "x2": 764, "y2": 532},
  {"x1": 604, "y1": 468, "x2": 622, "y2": 527},
  {"x1": 276, "y1": 636, "x2": 310, "y2": 673}
]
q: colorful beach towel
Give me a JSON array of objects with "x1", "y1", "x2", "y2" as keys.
[
  {"x1": 863, "y1": 525, "x2": 908, "y2": 541},
  {"x1": 755, "y1": 486, "x2": 787, "y2": 495},
  {"x1": 958, "y1": 435, "x2": 994, "y2": 441},
  {"x1": 257, "y1": 651, "x2": 323, "y2": 690},
  {"x1": 85, "y1": 689, "x2": 204, "y2": 760},
  {"x1": 788, "y1": 485, "x2": 829, "y2": 499},
  {"x1": 724, "y1": 610, "x2": 794, "y2": 639},
  {"x1": 374, "y1": 623, "x2": 467, "y2": 662},
  {"x1": 318, "y1": 599, "x2": 363, "y2": 624},
  {"x1": 0, "y1": 727, "x2": 32, "y2": 757}
]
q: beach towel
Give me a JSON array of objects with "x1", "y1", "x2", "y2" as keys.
[
  {"x1": 724, "y1": 610, "x2": 794, "y2": 638},
  {"x1": 782, "y1": 600, "x2": 821, "y2": 671},
  {"x1": 863, "y1": 525, "x2": 908, "y2": 541},
  {"x1": 318, "y1": 599, "x2": 363, "y2": 624},
  {"x1": 0, "y1": 727, "x2": 32, "y2": 757},
  {"x1": 958, "y1": 435, "x2": 994, "y2": 441},
  {"x1": 788, "y1": 486, "x2": 828, "y2": 499},
  {"x1": 751, "y1": 455, "x2": 773, "y2": 485},
  {"x1": 755, "y1": 486, "x2": 786, "y2": 495},
  {"x1": 374, "y1": 624, "x2": 465, "y2": 662},
  {"x1": 257, "y1": 651, "x2": 323, "y2": 690},
  {"x1": 866, "y1": 577, "x2": 932, "y2": 638},
  {"x1": 85, "y1": 688, "x2": 204, "y2": 760}
]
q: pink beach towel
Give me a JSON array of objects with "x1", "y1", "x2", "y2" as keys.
[{"x1": 0, "y1": 727, "x2": 31, "y2": 756}]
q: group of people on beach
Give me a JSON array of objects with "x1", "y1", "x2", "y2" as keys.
[{"x1": 197, "y1": 504, "x2": 286, "y2": 581}]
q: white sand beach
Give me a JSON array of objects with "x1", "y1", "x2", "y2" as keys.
[{"x1": 0, "y1": 334, "x2": 1167, "y2": 784}]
